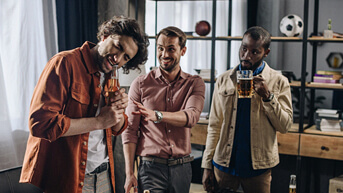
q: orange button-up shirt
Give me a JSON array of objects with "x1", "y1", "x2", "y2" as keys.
[{"x1": 20, "y1": 42, "x2": 127, "y2": 193}]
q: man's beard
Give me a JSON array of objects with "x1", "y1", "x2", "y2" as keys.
[
  {"x1": 159, "y1": 58, "x2": 179, "y2": 72},
  {"x1": 240, "y1": 58, "x2": 263, "y2": 71}
]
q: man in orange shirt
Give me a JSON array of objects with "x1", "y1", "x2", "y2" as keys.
[{"x1": 20, "y1": 16, "x2": 149, "y2": 193}]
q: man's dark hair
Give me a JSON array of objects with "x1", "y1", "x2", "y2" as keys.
[
  {"x1": 243, "y1": 26, "x2": 271, "y2": 51},
  {"x1": 156, "y1": 26, "x2": 187, "y2": 49},
  {"x1": 97, "y1": 16, "x2": 149, "y2": 74}
]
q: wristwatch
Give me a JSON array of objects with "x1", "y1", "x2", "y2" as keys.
[
  {"x1": 263, "y1": 92, "x2": 274, "y2": 102},
  {"x1": 154, "y1": 110, "x2": 163, "y2": 123}
]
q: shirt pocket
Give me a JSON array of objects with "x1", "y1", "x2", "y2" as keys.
[
  {"x1": 65, "y1": 82, "x2": 90, "y2": 117},
  {"x1": 218, "y1": 88, "x2": 236, "y2": 108},
  {"x1": 219, "y1": 88, "x2": 235, "y2": 98},
  {"x1": 71, "y1": 82, "x2": 90, "y2": 105}
]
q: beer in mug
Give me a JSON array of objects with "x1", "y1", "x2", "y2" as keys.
[{"x1": 236, "y1": 70, "x2": 253, "y2": 98}]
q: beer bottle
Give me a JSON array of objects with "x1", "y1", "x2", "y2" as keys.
[
  {"x1": 289, "y1": 174, "x2": 296, "y2": 193},
  {"x1": 107, "y1": 65, "x2": 119, "y2": 105}
]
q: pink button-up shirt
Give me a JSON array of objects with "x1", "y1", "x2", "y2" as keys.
[{"x1": 122, "y1": 68, "x2": 205, "y2": 159}]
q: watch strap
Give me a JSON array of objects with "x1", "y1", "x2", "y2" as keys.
[{"x1": 263, "y1": 92, "x2": 274, "y2": 102}]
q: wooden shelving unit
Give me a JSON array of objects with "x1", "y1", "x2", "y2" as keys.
[{"x1": 290, "y1": 81, "x2": 343, "y2": 89}]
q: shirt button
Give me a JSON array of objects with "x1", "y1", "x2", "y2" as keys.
[
  {"x1": 82, "y1": 161, "x2": 86, "y2": 165},
  {"x1": 168, "y1": 130, "x2": 171, "y2": 133},
  {"x1": 171, "y1": 144, "x2": 174, "y2": 148},
  {"x1": 94, "y1": 103, "x2": 98, "y2": 107},
  {"x1": 95, "y1": 72, "x2": 100, "y2": 77},
  {"x1": 83, "y1": 141, "x2": 87, "y2": 146},
  {"x1": 80, "y1": 182, "x2": 84, "y2": 186},
  {"x1": 98, "y1": 84, "x2": 101, "y2": 88},
  {"x1": 167, "y1": 98, "x2": 170, "y2": 101}
]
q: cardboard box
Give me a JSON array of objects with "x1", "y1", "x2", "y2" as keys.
[{"x1": 329, "y1": 175, "x2": 343, "y2": 193}]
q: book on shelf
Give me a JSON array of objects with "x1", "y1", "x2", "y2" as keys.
[
  {"x1": 194, "y1": 69, "x2": 217, "y2": 80},
  {"x1": 316, "y1": 108, "x2": 340, "y2": 114},
  {"x1": 315, "y1": 108, "x2": 342, "y2": 119},
  {"x1": 319, "y1": 118, "x2": 342, "y2": 132},
  {"x1": 313, "y1": 72, "x2": 342, "y2": 84},
  {"x1": 317, "y1": 113, "x2": 340, "y2": 118},
  {"x1": 199, "y1": 112, "x2": 209, "y2": 120},
  {"x1": 316, "y1": 70, "x2": 342, "y2": 75},
  {"x1": 313, "y1": 78, "x2": 339, "y2": 84},
  {"x1": 314, "y1": 73, "x2": 342, "y2": 79}
]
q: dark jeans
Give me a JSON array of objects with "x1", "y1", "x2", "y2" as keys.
[
  {"x1": 214, "y1": 167, "x2": 272, "y2": 193},
  {"x1": 138, "y1": 160, "x2": 192, "y2": 193}
]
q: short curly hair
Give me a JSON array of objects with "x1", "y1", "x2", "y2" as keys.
[
  {"x1": 243, "y1": 26, "x2": 271, "y2": 51},
  {"x1": 97, "y1": 16, "x2": 149, "y2": 74}
]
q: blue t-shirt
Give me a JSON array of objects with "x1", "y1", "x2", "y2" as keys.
[{"x1": 213, "y1": 62, "x2": 268, "y2": 177}]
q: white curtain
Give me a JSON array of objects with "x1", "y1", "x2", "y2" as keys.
[
  {"x1": 0, "y1": 0, "x2": 58, "y2": 171},
  {"x1": 145, "y1": 0, "x2": 247, "y2": 112}
]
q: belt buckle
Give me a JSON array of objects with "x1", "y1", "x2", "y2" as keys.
[
  {"x1": 167, "y1": 158, "x2": 173, "y2": 166},
  {"x1": 179, "y1": 157, "x2": 184, "y2": 165}
]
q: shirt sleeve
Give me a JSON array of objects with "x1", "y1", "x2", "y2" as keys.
[
  {"x1": 201, "y1": 76, "x2": 223, "y2": 169},
  {"x1": 29, "y1": 55, "x2": 71, "y2": 142},
  {"x1": 111, "y1": 113, "x2": 128, "y2": 136},
  {"x1": 262, "y1": 75, "x2": 293, "y2": 133},
  {"x1": 121, "y1": 76, "x2": 142, "y2": 144},
  {"x1": 181, "y1": 76, "x2": 206, "y2": 128}
]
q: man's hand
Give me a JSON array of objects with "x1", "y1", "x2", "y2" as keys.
[
  {"x1": 253, "y1": 76, "x2": 270, "y2": 100},
  {"x1": 106, "y1": 88, "x2": 128, "y2": 109},
  {"x1": 202, "y1": 168, "x2": 215, "y2": 192},
  {"x1": 124, "y1": 174, "x2": 138, "y2": 193},
  {"x1": 131, "y1": 100, "x2": 157, "y2": 122},
  {"x1": 96, "y1": 105, "x2": 124, "y2": 129}
]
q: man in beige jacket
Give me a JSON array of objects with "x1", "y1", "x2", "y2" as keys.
[{"x1": 202, "y1": 26, "x2": 293, "y2": 193}]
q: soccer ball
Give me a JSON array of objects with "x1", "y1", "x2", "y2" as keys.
[{"x1": 279, "y1": 14, "x2": 304, "y2": 37}]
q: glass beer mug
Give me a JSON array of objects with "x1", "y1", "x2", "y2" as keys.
[
  {"x1": 106, "y1": 65, "x2": 119, "y2": 106},
  {"x1": 236, "y1": 70, "x2": 253, "y2": 98}
]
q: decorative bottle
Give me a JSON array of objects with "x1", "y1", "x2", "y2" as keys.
[{"x1": 289, "y1": 174, "x2": 296, "y2": 193}]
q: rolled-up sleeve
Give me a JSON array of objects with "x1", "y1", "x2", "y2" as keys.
[
  {"x1": 262, "y1": 76, "x2": 293, "y2": 133},
  {"x1": 121, "y1": 76, "x2": 142, "y2": 144},
  {"x1": 182, "y1": 77, "x2": 206, "y2": 128},
  {"x1": 29, "y1": 56, "x2": 71, "y2": 142}
]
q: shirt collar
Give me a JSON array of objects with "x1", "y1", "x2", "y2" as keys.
[
  {"x1": 80, "y1": 41, "x2": 98, "y2": 75},
  {"x1": 238, "y1": 61, "x2": 265, "y2": 76},
  {"x1": 253, "y1": 61, "x2": 265, "y2": 76},
  {"x1": 154, "y1": 67, "x2": 186, "y2": 81}
]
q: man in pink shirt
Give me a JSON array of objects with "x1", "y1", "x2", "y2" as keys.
[{"x1": 122, "y1": 26, "x2": 205, "y2": 193}]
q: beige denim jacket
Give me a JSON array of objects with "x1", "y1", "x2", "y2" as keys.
[{"x1": 201, "y1": 63, "x2": 293, "y2": 170}]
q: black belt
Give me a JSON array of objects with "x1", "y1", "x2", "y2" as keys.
[
  {"x1": 90, "y1": 162, "x2": 109, "y2": 174},
  {"x1": 141, "y1": 156, "x2": 194, "y2": 166}
]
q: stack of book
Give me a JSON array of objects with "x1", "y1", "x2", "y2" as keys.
[
  {"x1": 315, "y1": 108, "x2": 342, "y2": 132},
  {"x1": 194, "y1": 69, "x2": 217, "y2": 80},
  {"x1": 313, "y1": 70, "x2": 342, "y2": 84}
]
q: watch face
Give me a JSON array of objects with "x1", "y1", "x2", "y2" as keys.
[
  {"x1": 156, "y1": 111, "x2": 162, "y2": 119},
  {"x1": 154, "y1": 110, "x2": 163, "y2": 123}
]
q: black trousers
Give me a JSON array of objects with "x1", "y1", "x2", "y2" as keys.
[{"x1": 138, "y1": 160, "x2": 192, "y2": 193}]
